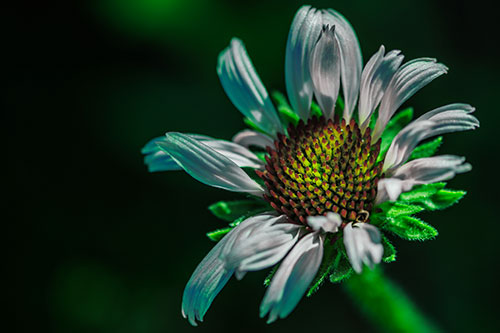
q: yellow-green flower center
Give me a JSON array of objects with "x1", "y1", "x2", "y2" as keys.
[{"x1": 257, "y1": 115, "x2": 383, "y2": 226}]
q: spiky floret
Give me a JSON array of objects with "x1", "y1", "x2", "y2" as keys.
[{"x1": 257, "y1": 115, "x2": 383, "y2": 226}]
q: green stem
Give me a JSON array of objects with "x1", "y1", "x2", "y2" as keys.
[{"x1": 343, "y1": 267, "x2": 440, "y2": 333}]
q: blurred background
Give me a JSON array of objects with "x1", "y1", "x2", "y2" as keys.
[{"x1": 8, "y1": 0, "x2": 499, "y2": 332}]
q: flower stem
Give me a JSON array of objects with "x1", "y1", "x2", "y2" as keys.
[{"x1": 343, "y1": 267, "x2": 440, "y2": 333}]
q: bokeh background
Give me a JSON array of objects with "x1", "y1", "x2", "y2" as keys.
[{"x1": 9, "y1": 0, "x2": 500, "y2": 332}]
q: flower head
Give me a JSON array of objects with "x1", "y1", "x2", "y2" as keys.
[{"x1": 142, "y1": 5, "x2": 478, "y2": 325}]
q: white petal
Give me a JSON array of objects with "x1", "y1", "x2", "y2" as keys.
[
  {"x1": 143, "y1": 134, "x2": 264, "y2": 172},
  {"x1": 182, "y1": 213, "x2": 276, "y2": 325},
  {"x1": 383, "y1": 104, "x2": 478, "y2": 172},
  {"x1": 343, "y1": 222, "x2": 383, "y2": 274},
  {"x1": 322, "y1": 9, "x2": 363, "y2": 121},
  {"x1": 232, "y1": 129, "x2": 274, "y2": 149},
  {"x1": 376, "y1": 155, "x2": 471, "y2": 204},
  {"x1": 223, "y1": 215, "x2": 302, "y2": 274},
  {"x1": 307, "y1": 212, "x2": 342, "y2": 233},
  {"x1": 157, "y1": 132, "x2": 264, "y2": 195},
  {"x1": 217, "y1": 38, "x2": 282, "y2": 136},
  {"x1": 373, "y1": 58, "x2": 448, "y2": 142},
  {"x1": 358, "y1": 46, "x2": 404, "y2": 129},
  {"x1": 142, "y1": 136, "x2": 183, "y2": 172},
  {"x1": 310, "y1": 25, "x2": 341, "y2": 119},
  {"x1": 285, "y1": 5, "x2": 323, "y2": 121},
  {"x1": 199, "y1": 136, "x2": 264, "y2": 169},
  {"x1": 375, "y1": 178, "x2": 413, "y2": 204},
  {"x1": 260, "y1": 232, "x2": 323, "y2": 323},
  {"x1": 181, "y1": 230, "x2": 234, "y2": 326}
]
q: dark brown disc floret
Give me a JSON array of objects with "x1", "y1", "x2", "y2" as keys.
[{"x1": 256, "y1": 115, "x2": 383, "y2": 226}]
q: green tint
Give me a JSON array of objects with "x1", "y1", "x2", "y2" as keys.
[
  {"x1": 377, "y1": 107, "x2": 414, "y2": 163},
  {"x1": 344, "y1": 268, "x2": 440, "y2": 333},
  {"x1": 51, "y1": 264, "x2": 126, "y2": 329},
  {"x1": 409, "y1": 136, "x2": 443, "y2": 160}
]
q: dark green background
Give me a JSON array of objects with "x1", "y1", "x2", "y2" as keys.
[{"x1": 9, "y1": 0, "x2": 499, "y2": 332}]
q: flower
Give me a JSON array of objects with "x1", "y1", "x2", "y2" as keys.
[{"x1": 142, "y1": 5, "x2": 479, "y2": 326}]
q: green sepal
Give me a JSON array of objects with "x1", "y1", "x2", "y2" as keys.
[
  {"x1": 329, "y1": 252, "x2": 353, "y2": 284},
  {"x1": 335, "y1": 95, "x2": 345, "y2": 113},
  {"x1": 307, "y1": 237, "x2": 338, "y2": 297},
  {"x1": 254, "y1": 151, "x2": 268, "y2": 163},
  {"x1": 381, "y1": 235, "x2": 397, "y2": 263},
  {"x1": 381, "y1": 215, "x2": 438, "y2": 241},
  {"x1": 243, "y1": 117, "x2": 268, "y2": 134},
  {"x1": 272, "y1": 91, "x2": 299, "y2": 127},
  {"x1": 208, "y1": 199, "x2": 270, "y2": 222},
  {"x1": 377, "y1": 107, "x2": 414, "y2": 163},
  {"x1": 206, "y1": 227, "x2": 233, "y2": 242},
  {"x1": 310, "y1": 101, "x2": 323, "y2": 118},
  {"x1": 264, "y1": 265, "x2": 278, "y2": 287},
  {"x1": 398, "y1": 183, "x2": 466, "y2": 211},
  {"x1": 409, "y1": 136, "x2": 443, "y2": 160}
]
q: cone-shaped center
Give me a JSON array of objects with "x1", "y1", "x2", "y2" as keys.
[{"x1": 257, "y1": 115, "x2": 383, "y2": 226}]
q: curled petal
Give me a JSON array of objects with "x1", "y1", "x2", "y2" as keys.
[
  {"x1": 218, "y1": 38, "x2": 282, "y2": 136},
  {"x1": 343, "y1": 222, "x2": 383, "y2": 274},
  {"x1": 182, "y1": 213, "x2": 277, "y2": 325},
  {"x1": 310, "y1": 24, "x2": 341, "y2": 119},
  {"x1": 157, "y1": 132, "x2": 264, "y2": 195},
  {"x1": 222, "y1": 215, "x2": 302, "y2": 275},
  {"x1": 373, "y1": 58, "x2": 448, "y2": 142},
  {"x1": 285, "y1": 5, "x2": 323, "y2": 121},
  {"x1": 358, "y1": 46, "x2": 404, "y2": 129},
  {"x1": 383, "y1": 104, "x2": 478, "y2": 172},
  {"x1": 322, "y1": 9, "x2": 363, "y2": 121},
  {"x1": 232, "y1": 129, "x2": 274, "y2": 149},
  {"x1": 307, "y1": 212, "x2": 342, "y2": 233},
  {"x1": 260, "y1": 232, "x2": 323, "y2": 323},
  {"x1": 376, "y1": 155, "x2": 472, "y2": 203}
]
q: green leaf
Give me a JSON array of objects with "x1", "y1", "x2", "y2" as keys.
[
  {"x1": 371, "y1": 202, "x2": 423, "y2": 226},
  {"x1": 408, "y1": 136, "x2": 443, "y2": 160},
  {"x1": 208, "y1": 199, "x2": 270, "y2": 222},
  {"x1": 385, "y1": 202, "x2": 424, "y2": 218},
  {"x1": 398, "y1": 182, "x2": 446, "y2": 203},
  {"x1": 272, "y1": 91, "x2": 299, "y2": 127},
  {"x1": 206, "y1": 227, "x2": 233, "y2": 241},
  {"x1": 381, "y1": 216, "x2": 438, "y2": 241},
  {"x1": 397, "y1": 183, "x2": 465, "y2": 211},
  {"x1": 307, "y1": 239, "x2": 338, "y2": 297},
  {"x1": 381, "y1": 235, "x2": 397, "y2": 263},
  {"x1": 429, "y1": 189, "x2": 466, "y2": 210},
  {"x1": 377, "y1": 108, "x2": 414, "y2": 163},
  {"x1": 329, "y1": 253, "x2": 353, "y2": 283}
]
